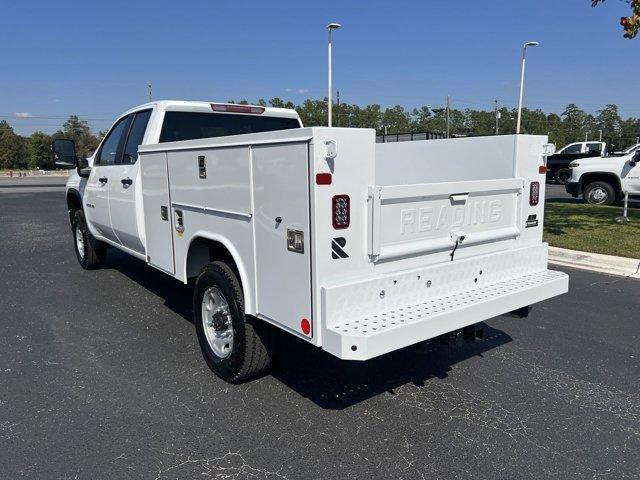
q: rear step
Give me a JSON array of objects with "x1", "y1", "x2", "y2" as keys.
[{"x1": 322, "y1": 269, "x2": 568, "y2": 360}]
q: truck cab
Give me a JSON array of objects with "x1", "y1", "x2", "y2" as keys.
[{"x1": 62, "y1": 101, "x2": 303, "y2": 257}]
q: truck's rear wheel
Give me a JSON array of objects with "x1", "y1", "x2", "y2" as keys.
[
  {"x1": 72, "y1": 210, "x2": 106, "y2": 269},
  {"x1": 194, "y1": 261, "x2": 273, "y2": 383},
  {"x1": 583, "y1": 181, "x2": 615, "y2": 205}
]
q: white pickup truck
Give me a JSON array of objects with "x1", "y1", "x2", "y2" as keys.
[
  {"x1": 565, "y1": 150, "x2": 640, "y2": 204},
  {"x1": 56, "y1": 100, "x2": 568, "y2": 383}
]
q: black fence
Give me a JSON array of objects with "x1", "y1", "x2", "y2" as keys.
[{"x1": 376, "y1": 131, "x2": 447, "y2": 143}]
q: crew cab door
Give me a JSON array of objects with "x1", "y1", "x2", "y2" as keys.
[
  {"x1": 107, "y1": 110, "x2": 152, "y2": 254},
  {"x1": 622, "y1": 156, "x2": 640, "y2": 194},
  {"x1": 84, "y1": 115, "x2": 131, "y2": 243}
]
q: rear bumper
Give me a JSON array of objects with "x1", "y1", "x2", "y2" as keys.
[
  {"x1": 565, "y1": 181, "x2": 580, "y2": 197},
  {"x1": 321, "y1": 245, "x2": 568, "y2": 360}
]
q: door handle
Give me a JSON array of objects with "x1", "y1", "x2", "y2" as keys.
[
  {"x1": 99, "y1": 177, "x2": 108, "y2": 183},
  {"x1": 121, "y1": 177, "x2": 133, "y2": 186}
]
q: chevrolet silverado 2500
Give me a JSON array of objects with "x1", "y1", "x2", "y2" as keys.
[
  {"x1": 566, "y1": 149, "x2": 640, "y2": 204},
  {"x1": 55, "y1": 100, "x2": 568, "y2": 383}
]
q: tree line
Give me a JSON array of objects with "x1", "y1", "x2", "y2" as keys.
[
  {"x1": 0, "y1": 116, "x2": 103, "y2": 170},
  {"x1": 1, "y1": 100, "x2": 639, "y2": 170}
]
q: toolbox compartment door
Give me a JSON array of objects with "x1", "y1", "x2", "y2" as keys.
[
  {"x1": 140, "y1": 152, "x2": 175, "y2": 274},
  {"x1": 252, "y1": 142, "x2": 313, "y2": 336},
  {"x1": 368, "y1": 178, "x2": 523, "y2": 262}
]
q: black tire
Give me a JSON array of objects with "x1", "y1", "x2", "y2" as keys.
[
  {"x1": 194, "y1": 261, "x2": 273, "y2": 383},
  {"x1": 583, "y1": 181, "x2": 616, "y2": 205},
  {"x1": 72, "y1": 210, "x2": 107, "y2": 269},
  {"x1": 555, "y1": 168, "x2": 571, "y2": 185}
]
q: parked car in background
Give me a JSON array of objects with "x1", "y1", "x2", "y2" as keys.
[
  {"x1": 546, "y1": 141, "x2": 606, "y2": 184},
  {"x1": 612, "y1": 142, "x2": 640, "y2": 156},
  {"x1": 566, "y1": 150, "x2": 640, "y2": 204}
]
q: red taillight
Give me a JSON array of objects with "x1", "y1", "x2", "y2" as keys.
[
  {"x1": 530, "y1": 181, "x2": 540, "y2": 206},
  {"x1": 332, "y1": 195, "x2": 350, "y2": 229},
  {"x1": 316, "y1": 173, "x2": 332, "y2": 185},
  {"x1": 210, "y1": 103, "x2": 265, "y2": 114},
  {"x1": 539, "y1": 165, "x2": 547, "y2": 174}
]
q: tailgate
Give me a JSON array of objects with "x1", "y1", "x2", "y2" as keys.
[{"x1": 368, "y1": 178, "x2": 523, "y2": 261}]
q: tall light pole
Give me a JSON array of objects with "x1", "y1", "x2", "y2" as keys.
[
  {"x1": 516, "y1": 41, "x2": 538, "y2": 134},
  {"x1": 327, "y1": 23, "x2": 341, "y2": 127}
]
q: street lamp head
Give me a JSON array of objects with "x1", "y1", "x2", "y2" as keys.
[
  {"x1": 524, "y1": 41, "x2": 539, "y2": 48},
  {"x1": 327, "y1": 23, "x2": 341, "y2": 30}
]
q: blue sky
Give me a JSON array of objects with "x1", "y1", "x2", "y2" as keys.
[{"x1": 1, "y1": 0, "x2": 638, "y2": 135}]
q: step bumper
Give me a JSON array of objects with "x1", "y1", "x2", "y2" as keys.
[{"x1": 322, "y1": 269, "x2": 568, "y2": 360}]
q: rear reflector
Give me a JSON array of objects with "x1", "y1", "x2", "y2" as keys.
[
  {"x1": 301, "y1": 318, "x2": 311, "y2": 336},
  {"x1": 539, "y1": 165, "x2": 547, "y2": 174},
  {"x1": 332, "y1": 195, "x2": 350, "y2": 229},
  {"x1": 316, "y1": 173, "x2": 332, "y2": 185},
  {"x1": 529, "y1": 181, "x2": 540, "y2": 206},
  {"x1": 210, "y1": 103, "x2": 265, "y2": 114}
]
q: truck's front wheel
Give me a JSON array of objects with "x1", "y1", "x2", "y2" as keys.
[
  {"x1": 72, "y1": 210, "x2": 107, "y2": 269},
  {"x1": 194, "y1": 261, "x2": 273, "y2": 383},
  {"x1": 583, "y1": 181, "x2": 615, "y2": 205}
]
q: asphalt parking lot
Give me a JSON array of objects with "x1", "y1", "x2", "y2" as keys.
[{"x1": 1, "y1": 179, "x2": 639, "y2": 479}]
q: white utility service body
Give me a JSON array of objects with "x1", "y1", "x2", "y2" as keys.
[
  {"x1": 136, "y1": 126, "x2": 568, "y2": 361},
  {"x1": 67, "y1": 102, "x2": 568, "y2": 381}
]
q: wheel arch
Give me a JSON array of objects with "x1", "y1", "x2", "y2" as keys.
[
  {"x1": 66, "y1": 188, "x2": 83, "y2": 226},
  {"x1": 183, "y1": 233, "x2": 254, "y2": 315},
  {"x1": 580, "y1": 172, "x2": 622, "y2": 197}
]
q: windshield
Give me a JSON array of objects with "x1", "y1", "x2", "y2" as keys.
[{"x1": 159, "y1": 111, "x2": 301, "y2": 143}]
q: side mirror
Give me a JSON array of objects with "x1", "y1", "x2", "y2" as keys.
[
  {"x1": 630, "y1": 151, "x2": 640, "y2": 166},
  {"x1": 52, "y1": 139, "x2": 76, "y2": 169},
  {"x1": 77, "y1": 157, "x2": 91, "y2": 178}
]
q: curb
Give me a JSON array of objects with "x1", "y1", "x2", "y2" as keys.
[{"x1": 548, "y1": 246, "x2": 640, "y2": 278}]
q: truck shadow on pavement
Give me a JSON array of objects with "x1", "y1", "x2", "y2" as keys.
[
  {"x1": 105, "y1": 249, "x2": 512, "y2": 410},
  {"x1": 105, "y1": 249, "x2": 196, "y2": 324},
  {"x1": 270, "y1": 326, "x2": 511, "y2": 409}
]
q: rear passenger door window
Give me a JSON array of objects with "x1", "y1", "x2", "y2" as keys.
[
  {"x1": 97, "y1": 116, "x2": 131, "y2": 165},
  {"x1": 563, "y1": 144, "x2": 582, "y2": 155},
  {"x1": 122, "y1": 110, "x2": 152, "y2": 164},
  {"x1": 586, "y1": 143, "x2": 602, "y2": 154}
]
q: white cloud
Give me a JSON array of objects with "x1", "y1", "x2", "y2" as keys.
[
  {"x1": 285, "y1": 88, "x2": 309, "y2": 95},
  {"x1": 13, "y1": 112, "x2": 32, "y2": 118}
]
